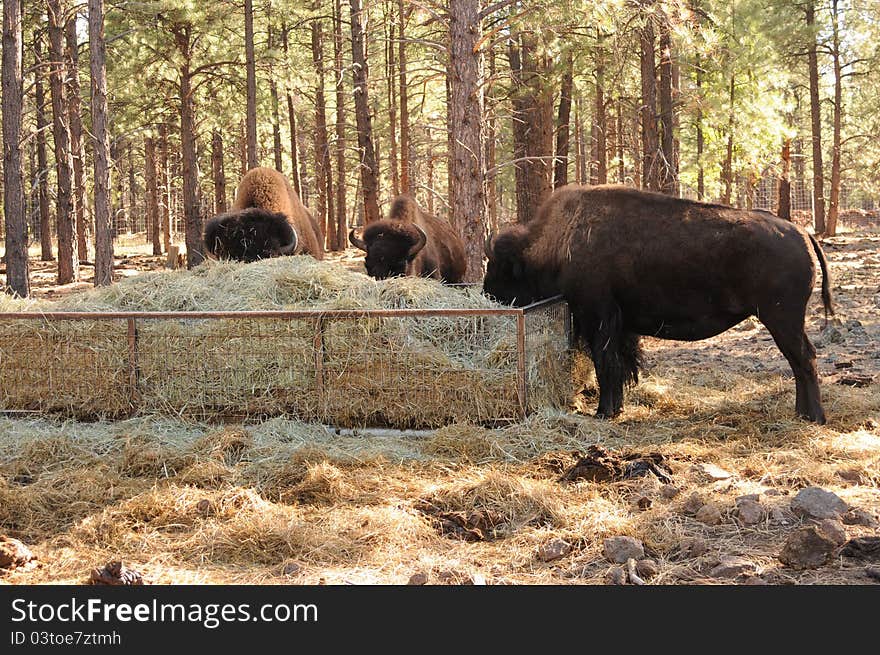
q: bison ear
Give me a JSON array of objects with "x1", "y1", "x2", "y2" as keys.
[{"x1": 349, "y1": 229, "x2": 367, "y2": 252}]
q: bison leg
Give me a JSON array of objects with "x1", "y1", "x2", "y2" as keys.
[
  {"x1": 578, "y1": 304, "x2": 633, "y2": 419},
  {"x1": 763, "y1": 315, "x2": 826, "y2": 425}
]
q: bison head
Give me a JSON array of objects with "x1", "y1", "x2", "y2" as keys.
[
  {"x1": 204, "y1": 208, "x2": 298, "y2": 263},
  {"x1": 482, "y1": 225, "x2": 538, "y2": 306},
  {"x1": 349, "y1": 221, "x2": 428, "y2": 280}
]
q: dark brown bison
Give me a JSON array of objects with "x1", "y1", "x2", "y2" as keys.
[
  {"x1": 204, "y1": 167, "x2": 324, "y2": 262},
  {"x1": 483, "y1": 184, "x2": 834, "y2": 424},
  {"x1": 348, "y1": 195, "x2": 466, "y2": 282}
]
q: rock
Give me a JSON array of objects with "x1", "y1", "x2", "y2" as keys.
[
  {"x1": 699, "y1": 464, "x2": 734, "y2": 480},
  {"x1": 436, "y1": 570, "x2": 474, "y2": 585},
  {"x1": 709, "y1": 556, "x2": 757, "y2": 579},
  {"x1": 817, "y1": 325, "x2": 845, "y2": 347},
  {"x1": 735, "y1": 499, "x2": 765, "y2": 525},
  {"x1": 603, "y1": 536, "x2": 645, "y2": 564},
  {"x1": 839, "y1": 536, "x2": 880, "y2": 560},
  {"x1": 660, "y1": 484, "x2": 681, "y2": 499},
  {"x1": 675, "y1": 537, "x2": 709, "y2": 560},
  {"x1": 407, "y1": 572, "x2": 428, "y2": 585},
  {"x1": 866, "y1": 565, "x2": 880, "y2": 581},
  {"x1": 0, "y1": 536, "x2": 35, "y2": 570},
  {"x1": 778, "y1": 527, "x2": 839, "y2": 570},
  {"x1": 763, "y1": 489, "x2": 786, "y2": 496},
  {"x1": 836, "y1": 468, "x2": 866, "y2": 484},
  {"x1": 682, "y1": 492, "x2": 705, "y2": 515},
  {"x1": 281, "y1": 562, "x2": 302, "y2": 576},
  {"x1": 842, "y1": 508, "x2": 878, "y2": 527},
  {"x1": 695, "y1": 503, "x2": 723, "y2": 525},
  {"x1": 770, "y1": 506, "x2": 793, "y2": 525},
  {"x1": 537, "y1": 538, "x2": 571, "y2": 562},
  {"x1": 196, "y1": 499, "x2": 213, "y2": 516},
  {"x1": 635, "y1": 559, "x2": 659, "y2": 579},
  {"x1": 790, "y1": 487, "x2": 849, "y2": 520},
  {"x1": 816, "y1": 518, "x2": 847, "y2": 546},
  {"x1": 637, "y1": 496, "x2": 653, "y2": 511},
  {"x1": 736, "y1": 493, "x2": 762, "y2": 503},
  {"x1": 605, "y1": 566, "x2": 627, "y2": 585},
  {"x1": 742, "y1": 575, "x2": 767, "y2": 585}
]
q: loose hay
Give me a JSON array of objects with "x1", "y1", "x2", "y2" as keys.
[{"x1": 0, "y1": 256, "x2": 587, "y2": 427}]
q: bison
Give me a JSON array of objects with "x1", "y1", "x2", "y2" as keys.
[
  {"x1": 348, "y1": 195, "x2": 466, "y2": 282},
  {"x1": 483, "y1": 184, "x2": 834, "y2": 424},
  {"x1": 204, "y1": 167, "x2": 324, "y2": 262}
]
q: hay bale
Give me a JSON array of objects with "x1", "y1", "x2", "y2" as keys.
[{"x1": 0, "y1": 257, "x2": 587, "y2": 427}]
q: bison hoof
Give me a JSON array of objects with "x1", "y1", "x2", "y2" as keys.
[
  {"x1": 800, "y1": 411, "x2": 827, "y2": 426},
  {"x1": 594, "y1": 409, "x2": 622, "y2": 420}
]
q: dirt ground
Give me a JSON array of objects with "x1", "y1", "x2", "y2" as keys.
[{"x1": 0, "y1": 228, "x2": 878, "y2": 585}]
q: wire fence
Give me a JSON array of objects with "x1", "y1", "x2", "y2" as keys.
[{"x1": 0, "y1": 298, "x2": 574, "y2": 428}]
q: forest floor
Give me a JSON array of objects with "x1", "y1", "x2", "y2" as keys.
[{"x1": 0, "y1": 227, "x2": 878, "y2": 585}]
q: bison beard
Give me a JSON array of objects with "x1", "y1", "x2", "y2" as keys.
[
  {"x1": 204, "y1": 167, "x2": 324, "y2": 262},
  {"x1": 349, "y1": 195, "x2": 466, "y2": 283},
  {"x1": 483, "y1": 184, "x2": 834, "y2": 424}
]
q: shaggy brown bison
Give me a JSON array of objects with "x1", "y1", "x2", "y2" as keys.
[
  {"x1": 348, "y1": 195, "x2": 466, "y2": 282},
  {"x1": 204, "y1": 167, "x2": 324, "y2": 262},
  {"x1": 483, "y1": 184, "x2": 834, "y2": 424}
]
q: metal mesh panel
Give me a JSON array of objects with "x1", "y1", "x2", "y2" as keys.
[{"x1": 0, "y1": 299, "x2": 571, "y2": 427}]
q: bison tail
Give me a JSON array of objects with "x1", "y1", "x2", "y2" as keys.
[{"x1": 807, "y1": 233, "x2": 835, "y2": 324}]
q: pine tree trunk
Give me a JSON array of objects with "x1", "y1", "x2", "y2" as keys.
[
  {"x1": 397, "y1": 0, "x2": 410, "y2": 194},
  {"x1": 333, "y1": 0, "x2": 347, "y2": 250},
  {"x1": 639, "y1": 8, "x2": 659, "y2": 191},
  {"x1": 281, "y1": 22, "x2": 303, "y2": 198},
  {"x1": 145, "y1": 136, "x2": 161, "y2": 256},
  {"x1": 173, "y1": 26, "x2": 204, "y2": 268},
  {"x1": 616, "y1": 97, "x2": 625, "y2": 183},
  {"x1": 386, "y1": 11, "x2": 399, "y2": 196},
  {"x1": 658, "y1": 17, "x2": 675, "y2": 195},
  {"x1": 696, "y1": 54, "x2": 704, "y2": 200},
  {"x1": 311, "y1": 18, "x2": 333, "y2": 245},
  {"x1": 65, "y1": 15, "x2": 89, "y2": 261},
  {"x1": 806, "y1": 3, "x2": 825, "y2": 234},
  {"x1": 595, "y1": 44, "x2": 607, "y2": 185},
  {"x1": 349, "y1": 0, "x2": 380, "y2": 225},
  {"x1": 159, "y1": 122, "x2": 171, "y2": 251},
  {"x1": 88, "y1": 0, "x2": 113, "y2": 286},
  {"x1": 574, "y1": 96, "x2": 584, "y2": 184},
  {"x1": 34, "y1": 31, "x2": 54, "y2": 261},
  {"x1": 268, "y1": 22, "x2": 283, "y2": 173},
  {"x1": 47, "y1": 0, "x2": 78, "y2": 284},
  {"x1": 238, "y1": 118, "x2": 247, "y2": 177},
  {"x1": 244, "y1": 0, "x2": 258, "y2": 169},
  {"x1": 212, "y1": 129, "x2": 226, "y2": 215},
  {"x1": 448, "y1": 0, "x2": 485, "y2": 282},
  {"x1": 3, "y1": 0, "x2": 28, "y2": 295},
  {"x1": 722, "y1": 74, "x2": 735, "y2": 205},
  {"x1": 486, "y1": 46, "x2": 498, "y2": 231},
  {"x1": 777, "y1": 138, "x2": 791, "y2": 220},
  {"x1": 826, "y1": 0, "x2": 842, "y2": 237},
  {"x1": 554, "y1": 52, "x2": 573, "y2": 188}
]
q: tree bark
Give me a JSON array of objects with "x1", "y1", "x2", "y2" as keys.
[
  {"x1": 639, "y1": 7, "x2": 659, "y2": 191},
  {"x1": 34, "y1": 30, "x2": 53, "y2": 261},
  {"x1": 333, "y1": 0, "x2": 347, "y2": 250},
  {"x1": 268, "y1": 22, "x2": 283, "y2": 172},
  {"x1": 88, "y1": 0, "x2": 113, "y2": 286},
  {"x1": 244, "y1": 0, "x2": 258, "y2": 169},
  {"x1": 806, "y1": 3, "x2": 825, "y2": 234},
  {"x1": 47, "y1": 0, "x2": 78, "y2": 284},
  {"x1": 349, "y1": 0, "x2": 380, "y2": 225},
  {"x1": 554, "y1": 52, "x2": 573, "y2": 188},
  {"x1": 448, "y1": 0, "x2": 485, "y2": 282},
  {"x1": 173, "y1": 25, "x2": 204, "y2": 268},
  {"x1": 658, "y1": 16, "x2": 675, "y2": 194},
  {"x1": 397, "y1": 0, "x2": 410, "y2": 194},
  {"x1": 212, "y1": 129, "x2": 226, "y2": 215},
  {"x1": 826, "y1": 0, "x2": 841, "y2": 237},
  {"x1": 280, "y1": 22, "x2": 302, "y2": 199},
  {"x1": 158, "y1": 122, "x2": 171, "y2": 251},
  {"x1": 486, "y1": 46, "x2": 498, "y2": 231},
  {"x1": 386, "y1": 10, "x2": 399, "y2": 196},
  {"x1": 696, "y1": 53, "x2": 704, "y2": 200},
  {"x1": 311, "y1": 17, "x2": 333, "y2": 245},
  {"x1": 777, "y1": 138, "x2": 791, "y2": 220},
  {"x1": 238, "y1": 118, "x2": 247, "y2": 176},
  {"x1": 3, "y1": 0, "x2": 28, "y2": 295},
  {"x1": 616, "y1": 97, "x2": 625, "y2": 183},
  {"x1": 594, "y1": 42, "x2": 607, "y2": 185},
  {"x1": 65, "y1": 15, "x2": 88, "y2": 261},
  {"x1": 145, "y1": 136, "x2": 161, "y2": 256},
  {"x1": 721, "y1": 74, "x2": 735, "y2": 205}
]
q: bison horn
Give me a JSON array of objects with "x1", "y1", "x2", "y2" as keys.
[
  {"x1": 408, "y1": 224, "x2": 428, "y2": 259},
  {"x1": 349, "y1": 229, "x2": 367, "y2": 252},
  {"x1": 278, "y1": 228, "x2": 298, "y2": 255},
  {"x1": 484, "y1": 231, "x2": 496, "y2": 259}
]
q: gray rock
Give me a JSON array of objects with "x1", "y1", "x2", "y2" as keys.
[
  {"x1": 841, "y1": 508, "x2": 878, "y2": 527},
  {"x1": 635, "y1": 559, "x2": 659, "y2": 579},
  {"x1": 407, "y1": 572, "x2": 428, "y2": 585},
  {"x1": 700, "y1": 464, "x2": 734, "y2": 480},
  {"x1": 742, "y1": 575, "x2": 768, "y2": 585},
  {"x1": 866, "y1": 565, "x2": 880, "y2": 582},
  {"x1": 603, "y1": 536, "x2": 645, "y2": 564},
  {"x1": 537, "y1": 538, "x2": 571, "y2": 562},
  {"x1": 817, "y1": 325, "x2": 845, "y2": 347},
  {"x1": 660, "y1": 485, "x2": 681, "y2": 499},
  {"x1": 682, "y1": 492, "x2": 705, "y2": 515},
  {"x1": 736, "y1": 493, "x2": 762, "y2": 503},
  {"x1": 605, "y1": 566, "x2": 627, "y2": 585},
  {"x1": 735, "y1": 499, "x2": 765, "y2": 525},
  {"x1": 675, "y1": 537, "x2": 709, "y2": 560},
  {"x1": 695, "y1": 503, "x2": 723, "y2": 525},
  {"x1": 791, "y1": 487, "x2": 849, "y2": 520},
  {"x1": 770, "y1": 506, "x2": 794, "y2": 525},
  {"x1": 709, "y1": 555, "x2": 757, "y2": 579},
  {"x1": 816, "y1": 518, "x2": 847, "y2": 546},
  {"x1": 779, "y1": 526, "x2": 839, "y2": 569}
]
